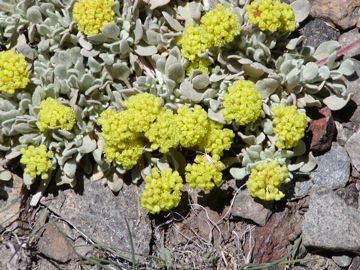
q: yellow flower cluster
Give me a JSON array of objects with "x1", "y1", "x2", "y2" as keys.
[
  {"x1": 175, "y1": 105, "x2": 209, "y2": 148},
  {"x1": 271, "y1": 104, "x2": 307, "y2": 149},
  {"x1": 222, "y1": 80, "x2": 262, "y2": 125},
  {"x1": 141, "y1": 167, "x2": 183, "y2": 214},
  {"x1": 198, "y1": 120, "x2": 234, "y2": 157},
  {"x1": 73, "y1": 0, "x2": 115, "y2": 35},
  {"x1": 144, "y1": 109, "x2": 180, "y2": 153},
  {"x1": 246, "y1": 160, "x2": 288, "y2": 201},
  {"x1": 200, "y1": 3, "x2": 241, "y2": 47},
  {"x1": 0, "y1": 50, "x2": 29, "y2": 94},
  {"x1": 185, "y1": 154, "x2": 225, "y2": 190},
  {"x1": 20, "y1": 145, "x2": 53, "y2": 180},
  {"x1": 178, "y1": 4, "x2": 240, "y2": 72},
  {"x1": 36, "y1": 98, "x2": 76, "y2": 132},
  {"x1": 123, "y1": 92, "x2": 163, "y2": 133},
  {"x1": 97, "y1": 108, "x2": 143, "y2": 170},
  {"x1": 246, "y1": 0, "x2": 296, "y2": 32}
]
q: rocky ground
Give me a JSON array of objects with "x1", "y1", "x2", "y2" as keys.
[{"x1": 2, "y1": 0, "x2": 360, "y2": 269}]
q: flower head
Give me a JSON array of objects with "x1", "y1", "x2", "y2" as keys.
[
  {"x1": 271, "y1": 104, "x2": 307, "y2": 149},
  {"x1": 144, "y1": 109, "x2": 180, "y2": 153},
  {"x1": 177, "y1": 23, "x2": 212, "y2": 62},
  {"x1": 0, "y1": 50, "x2": 29, "y2": 94},
  {"x1": 36, "y1": 98, "x2": 76, "y2": 132},
  {"x1": 185, "y1": 154, "x2": 224, "y2": 190},
  {"x1": 246, "y1": 160, "x2": 289, "y2": 200},
  {"x1": 198, "y1": 120, "x2": 234, "y2": 157},
  {"x1": 200, "y1": 3, "x2": 241, "y2": 47},
  {"x1": 73, "y1": 0, "x2": 115, "y2": 35},
  {"x1": 123, "y1": 93, "x2": 163, "y2": 133},
  {"x1": 141, "y1": 167, "x2": 183, "y2": 214},
  {"x1": 20, "y1": 145, "x2": 54, "y2": 180},
  {"x1": 222, "y1": 80, "x2": 262, "y2": 125},
  {"x1": 175, "y1": 105, "x2": 209, "y2": 148},
  {"x1": 97, "y1": 108, "x2": 142, "y2": 169},
  {"x1": 246, "y1": 0, "x2": 296, "y2": 32}
]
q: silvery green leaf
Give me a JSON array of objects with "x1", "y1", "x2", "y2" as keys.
[
  {"x1": 32, "y1": 87, "x2": 46, "y2": 106},
  {"x1": 263, "y1": 118, "x2": 273, "y2": 135},
  {"x1": 64, "y1": 157, "x2": 77, "y2": 178},
  {"x1": 192, "y1": 74, "x2": 210, "y2": 90},
  {"x1": 55, "y1": 170, "x2": 76, "y2": 187},
  {"x1": 287, "y1": 162, "x2": 304, "y2": 171},
  {"x1": 162, "y1": 11, "x2": 184, "y2": 32},
  {"x1": 56, "y1": 129, "x2": 75, "y2": 140},
  {"x1": 0, "y1": 110, "x2": 21, "y2": 122},
  {"x1": 256, "y1": 78, "x2": 278, "y2": 98},
  {"x1": 0, "y1": 170, "x2": 12, "y2": 181},
  {"x1": 178, "y1": 1, "x2": 202, "y2": 21},
  {"x1": 291, "y1": 0, "x2": 310, "y2": 22},
  {"x1": 302, "y1": 62, "x2": 319, "y2": 82},
  {"x1": 329, "y1": 70, "x2": 342, "y2": 80},
  {"x1": 318, "y1": 65, "x2": 330, "y2": 80},
  {"x1": 135, "y1": 45, "x2": 157, "y2": 56},
  {"x1": 102, "y1": 23, "x2": 120, "y2": 39},
  {"x1": 92, "y1": 148, "x2": 103, "y2": 165},
  {"x1": 88, "y1": 57, "x2": 102, "y2": 73},
  {"x1": 207, "y1": 108, "x2": 226, "y2": 124},
  {"x1": 79, "y1": 74, "x2": 95, "y2": 91},
  {"x1": 338, "y1": 59, "x2": 355, "y2": 76},
  {"x1": 109, "y1": 63, "x2": 130, "y2": 81},
  {"x1": 143, "y1": 30, "x2": 159, "y2": 45},
  {"x1": 230, "y1": 167, "x2": 247, "y2": 180},
  {"x1": 299, "y1": 152, "x2": 317, "y2": 172},
  {"x1": 238, "y1": 132, "x2": 255, "y2": 145},
  {"x1": 5, "y1": 149, "x2": 21, "y2": 160},
  {"x1": 16, "y1": 43, "x2": 35, "y2": 60},
  {"x1": 165, "y1": 63, "x2": 184, "y2": 83},
  {"x1": 78, "y1": 36, "x2": 92, "y2": 50},
  {"x1": 149, "y1": 0, "x2": 170, "y2": 9},
  {"x1": 54, "y1": 64, "x2": 67, "y2": 79},
  {"x1": 312, "y1": 41, "x2": 340, "y2": 61},
  {"x1": 87, "y1": 33, "x2": 112, "y2": 44},
  {"x1": 105, "y1": 170, "x2": 124, "y2": 192},
  {"x1": 37, "y1": 24, "x2": 51, "y2": 35},
  {"x1": 78, "y1": 135, "x2": 97, "y2": 154},
  {"x1": 303, "y1": 83, "x2": 322, "y2": 94},
  {"x1": 293, "y1": 140, "x2": 306, "y2": 156},
  {"x1": 80, "y1": 48, "x2": 100, "y2": 57},
  {"x1": 134, "y1": 19, "x2": 143, "y2": 43},
  {"x1": 323, "y1": 93, "x2": 352, "y2": 111},
  {"x1": 99, "y1": 53, "x2": 114, "y2": 65},
  {"x1": 23, "y1": 172, "x2": 35, "y2": 186},
  {"x1": 53, "y1": 50, "x2": 73, "y2": 68},
  {"x1": 286, "y1": 35, "x2": 306, "y2": 50},
  {"x1": 10, "y1": 123, "x2": 35, "y2": 135},
  {"x1": 165, "y1": 78, "x2": 176, "y2": 91},
  {"x1": 179, "y1": 81, "x2": 203, "y2": 102}
]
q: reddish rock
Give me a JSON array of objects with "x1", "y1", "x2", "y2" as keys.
[
  {"x1": 310, "y1": 0, "x2": 359, "y2": 30},
  {"x1": 307, "y1": 106, "x2": 336, "y2": 154},
  {"x1": 243, "y1": 200, "x2": 305, "y2": 264}
]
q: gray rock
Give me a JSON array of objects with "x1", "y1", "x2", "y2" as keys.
[
  {"x1": 294, "y1": 142, "x2": 350, "y2": 197},
  {"x1": 231, "y1": 190, "x2": 272, "y2": 226},
  {"x1": 299, "y1": 18, "x2": 338, "y2": 48},
  {"x1": 40, "y1": 178, "x2": 152, "y2": 259},
  {"x1": 345, "y1": 128, "x2": 360, "y2": 172},
  {"x1": 38, "y1": 222, "x2": 77, "y2": 263},
  {"x1": 332, "y1": 255, "x2": 352, "y2": 268},
  {"x1": 302, "y1": 189, "x2": 360, "y2": 253}
]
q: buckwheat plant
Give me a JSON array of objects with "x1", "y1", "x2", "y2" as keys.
[{"x1": 0, "y1": 0, "x2": 355, "y2": 211}]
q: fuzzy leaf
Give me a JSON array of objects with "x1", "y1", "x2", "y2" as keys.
[
  {"x1": 162, "y1": 11, "x2": 184, "y2": 31},
  {"x1": 78, "y1": 135, "x2": 97, "y2": 154},
  {"x1": 230, "y1": 167, "x2": 247, "y2": 180},
  {"x1": 313, "y1": 41, "x2": 340, "y2": 61},
  {"x1": 323, "y1": 93, "x2": 353, "y2": 111},
  {"x1": 88, "y1": 57, "x2": 102, "y2": 73},
  {"x1": 0, "y1": 170, "x2": 12, "y2": 181},
  {"x1": 64, "y1": 158, "x2": 77, "y2": 178},
  {"x1": 302, "y1": 62, "x2": 319, "y2": 82},
  {"x1": 135, "y1": 45, "x2": 157, "y2": 56},
  {"x1": 256, "y1": 78, "x2": 278, "y2": 98},
  {"x1": 149, "y1": 0, "x2": 170, "y2": 10},
  {"x1": 102, "y1": 23, "x2": 120, "y2": 39},
  {"x1": 338, "y1": 59, "x2": 355, "y2": 76},
  {"x1": 23, "y1": 172, "x2": 36, "y2": 186},
  {"x1": 179, "y1": 81, "x2": 203, "y2": 102},
  {"x1": 110, "y1": 63, "x2": 130, "y2": 81},
  {"x1": 291, "y1": 0, "x2": 310, "y2": 23}
]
